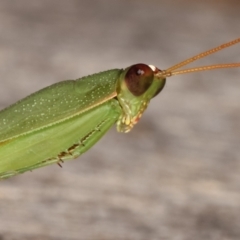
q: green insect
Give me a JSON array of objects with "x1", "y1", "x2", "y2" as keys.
[{"x1": 0, "y1": 38, "x2": 240, "y2": 179}]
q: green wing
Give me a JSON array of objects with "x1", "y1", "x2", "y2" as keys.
[
  {"x1": 0, "y1": 69, "x2": 122, "y2": 142},
  {"x1": 0, "y1": 99, "x2": 122, "y2": 179}
]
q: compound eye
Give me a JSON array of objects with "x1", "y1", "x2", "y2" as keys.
[{"x1": 125, "y1": 64, "x2": 154, "y2": 96}]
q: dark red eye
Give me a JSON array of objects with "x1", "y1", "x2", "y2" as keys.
[{"x1": 125, "y1": 64, "x2": 154, "y2": 96}]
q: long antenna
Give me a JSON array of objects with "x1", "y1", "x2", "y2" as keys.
[
  {"x1": 164, "y1": 38, "x2": 240, "y2": 76},
  {"x1": 170, "y1": 63, "x2": 240, "y2": 76}
]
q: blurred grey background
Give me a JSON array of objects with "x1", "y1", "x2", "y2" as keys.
[{"x1": 0, "y1": 0, "x2": 240, "y2": 239}]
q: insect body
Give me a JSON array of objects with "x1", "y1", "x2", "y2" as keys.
[
  {"x1": 0, "y1": 38, "x2": 239, "y2": 179},
  {"x1": 0, "y1": 64, "x2": 166, "y2": 178}
]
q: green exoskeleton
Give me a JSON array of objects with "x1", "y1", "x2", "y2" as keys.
[{"x1": 0, "y1": 38, "x2": 240, "y2": 179}]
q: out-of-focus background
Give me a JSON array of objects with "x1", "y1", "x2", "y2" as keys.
[{"x1": 0, "y1": 0, "x2": 239, "y2": 239}]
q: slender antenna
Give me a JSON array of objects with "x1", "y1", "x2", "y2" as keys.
[
  {"x1": 170, "y1": 63, "x2": 240, "y2": 76},
  {"x1": 166, "y1": 38, "x2": 240, "y2": 73}
]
